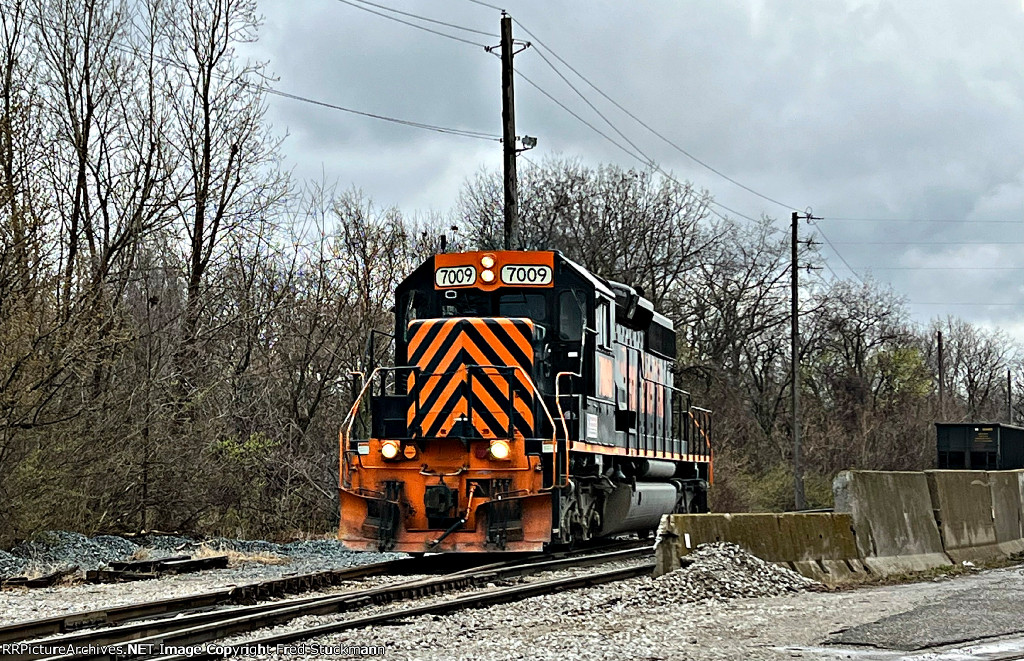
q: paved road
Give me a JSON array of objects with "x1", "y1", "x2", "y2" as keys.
[{"x1": 779, "y1": 565, "x2": 1024, "y2": 661}]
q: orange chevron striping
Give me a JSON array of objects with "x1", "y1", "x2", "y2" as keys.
[
  {"x1": 470, "y1": 320, "x2": 518, "y2": 366},
  {"x1": 470, "y1": 373, "x2": 510, "y2": 434},
  {"x1": 461, "y1": 332, "x2": 533, "y2": 395},
  {"x1": 437, "y1": 393, "x2": 469, "y2": 437},
  {"x1": 513, "y1": 394, "x2": 533, "y2": 427},
  {"x1": 407, "y1": 317, "x2": 458, "y2": 362},
  {"x1": 418, "y1": 365, "x2": 465, "y2": 435},
  {"x1": 492, "y1": 318, "x2": 534, "y2": 360},
  {"x1": 411, "y1": 329, "x2": 468, "y2": 410},
  {"x1": 459, "y1": 337, "x2": 534, "y2": 430}
]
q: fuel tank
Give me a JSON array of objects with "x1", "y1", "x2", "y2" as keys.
[{"x1": 599, "y1": 481, "x2": 679, "y2": 536}]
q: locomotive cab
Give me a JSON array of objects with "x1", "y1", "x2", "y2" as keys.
[{"x1": 339, "y1": 250, "x2": 712, "y2": 553}]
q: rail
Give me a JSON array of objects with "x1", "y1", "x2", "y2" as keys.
[{"x1": 7, "y1": 546, "x2": 653, "y2": 661}]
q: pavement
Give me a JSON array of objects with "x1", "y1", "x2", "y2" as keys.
[{"x1": 777, "y1": 564, "x2": 1024, "y2": 661}]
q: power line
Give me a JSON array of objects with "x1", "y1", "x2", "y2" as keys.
[
  {"x1": 810, "y1": 224, "x2": 865, "y2": 284},
  {"x1": 514, "y1": 72, "x2": 647, "y2": 173},
  {"x1": 831, "y1": 241, "x2": 1024, "y2": 246},
  {"x1": 264, "y1": 88, "x2": 499, "y2": 140},
  {"x1": 7, "y1": 1, "x2": 499, "y2": 142},
  {"x1": 463, "y1": 0, "x2": 504, "y2": 11},
  {"x1": 346, "y1": 0, "x2": 498, "y2": 38},
  {"x1": 825, "y1": 216, "x2": 1024, "y2": 224},
  {"x1": 331, "y1": 0, "x2": 489, "y2": 48},
  {"x1": 847, "y1": 266, "x2": 1024, "y2": 271},
  {"x1": 514, "y1": 69, "x2": 761, "y2": 224},
  {"x1": 906, "y1": 302, "x2": 1023, "y2": 307},
  {"x1": 511, "y1": 16, "x2": 800, "y2": 213}
]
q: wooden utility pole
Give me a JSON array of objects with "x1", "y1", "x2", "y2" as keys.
[
  {"x1": 1008, "y1": 369, "x2": 1013, "y2": 424},
  {"x1": 791, "y1": 211, "x2": 805, "y2": 510},
  {"x1": 500, "y1": 12, "x2": 518, "y2": 251},
  {"x1": 937, "y1": 330, "x2": 945, "y2": 420}
]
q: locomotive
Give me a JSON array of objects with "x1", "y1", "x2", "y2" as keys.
[{"x1": 338, "y1": 250, "x2": 712, "y2": 552}]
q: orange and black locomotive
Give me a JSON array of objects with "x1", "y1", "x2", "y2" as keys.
[{"x1": 339, "y1": 250, "x2": 712, "y2": 553}]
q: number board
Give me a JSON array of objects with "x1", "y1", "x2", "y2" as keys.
[
  {"x1": 434, "y1": 265, "x2": 476, "y2": 288},
  {"x1": 500, "y1": 264, "x2": 553, "y2": 286}
]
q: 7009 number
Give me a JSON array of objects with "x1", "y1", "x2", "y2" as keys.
[
  {"x1": 500, "y1": 264, "x2": 553, "y2": 286},
  {"x1": 434, "y1": 266, "x2": 476, "y2": 287}
]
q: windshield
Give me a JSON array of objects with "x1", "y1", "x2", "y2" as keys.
[
  {"x1": 440, "y1": 290, "x2": 491, "y2": 317},
  {"x1": 498, "y1": 293, "x2": 547, "y2": 322}
]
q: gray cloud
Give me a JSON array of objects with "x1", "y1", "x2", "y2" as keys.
[{"x1": 248, "y1": 0, "x2": 1024, "y2": 337}]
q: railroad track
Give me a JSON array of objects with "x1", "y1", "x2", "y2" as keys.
[{"x1": 2, "y1": 542, "x2": 652, "y2": 661}]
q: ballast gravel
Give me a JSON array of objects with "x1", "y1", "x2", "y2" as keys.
[
  {"x1": 0, "y1": 531, "x2": 402, "y2": 626},
  {"x1": 617, "y1": 541, "x2": 819, "y2": 605},
  {"x1": 222, "y1": 547, "x2": 1024, "y2": 661},
  {"x1": 224, "y1": 544, "x2": 822, "y2": 661}
]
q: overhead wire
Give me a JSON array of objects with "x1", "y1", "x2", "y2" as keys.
[
  {"x1": 514, "y1": 66, "x2": 761, "y2": 225},
  {"x1": 331, "y1": 0, "x2": 490, "y2": 48},
  {"x1": 824, "y1": 216, "x2": 1024, "y2": 224},
  {"x1": 464, "y1": 0, "x2": 505, "y2": 11},
  {"x1": 511, "y1": 16, "x2": 800, "y2": 214},
  {"x1": 345, "y1": 0, "x2": 498, "y2": 38},
  {"x1": 496, "y1": 12, "x2": 863, "y2": 277},
  {"x1": 5, "y1": 0, "x2": 499, "y2": 142}
]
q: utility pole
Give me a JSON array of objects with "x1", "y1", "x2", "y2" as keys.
[
  {"x1": 499, "y1": 12, "x2": 518, "y2": 251},
  {"x1": 937, "y1": 331, "x2": 945, "y2": 420},
  {"x1": 1008, "y1": 369, "x2": 1013, "y2": 424},
  {"x1": 790, "y1": 210, "x2": 820, "y2": 511},
  {"x1": 791, "y1": 211, "x2": 804, "y2": 511}
]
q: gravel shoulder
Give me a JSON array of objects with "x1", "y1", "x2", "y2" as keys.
[
  {"x1": 0, "y1": 533, "x2": 401, "y2": 626},
  {"x1": 228, "y1": 548, "x2": 1024, "y2": 661}
]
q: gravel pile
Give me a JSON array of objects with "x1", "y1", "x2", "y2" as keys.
[
  {"x1": 0, "y1": 550, "x2": 28, "y2": 578},
  {"x1": 7, "y1": 531, "x2": 140, "y2": 575},
  {"x1": 615, "y1": 542, "x2": 819, "y2": 607},
  {"x1": 1, "y1": 530, "x2": 397, "y2": 580}
]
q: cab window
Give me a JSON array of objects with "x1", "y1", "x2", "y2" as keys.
[
  {"x1": 596, "y1": 299, "x2": 611, "y2": 349},
  {"x1": 558, "y1": 290, "x2": 584, "y2": 342},
  {"x1": 401, "y1": 290, "x2": 430, "y2": 340},
  {"x1": 499, "y1": 293, "x2": 547, "y2": 322},
  {"x1": 441, "y1": 290, "x2": 490, "y2": 317}
]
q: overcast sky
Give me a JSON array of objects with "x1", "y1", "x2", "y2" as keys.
[{"x1": 246, "y1": 0, "x2": 1024, "y2": 339}]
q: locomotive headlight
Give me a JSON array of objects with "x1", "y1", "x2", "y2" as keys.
[
  {"x1": 480, "y1": 254, "x2": 496, "y2": 269},
  {"x1": 380, "y1": 440, "x2": 401, "y2": 460},
  {"x1": 489, "y1": 439, "x2": 512, "y2": 460},
  {"x1": 481, "y1": 269, "x2": 495, "y2": 283}
]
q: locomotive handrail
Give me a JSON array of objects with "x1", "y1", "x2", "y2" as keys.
[
  {"x1": 339, "y1": 364, "x2": 559, "y2": 484},
  {"x1": 688, "y1": 408, "x2": 715, "y2": 479},
  {"x1": 553, "y1": 371, "x2": 581, "y2": 489},
  {"x1": 339, "y1": 366, "x2": 417, "y2": 486},
  {"x1": 639, "y1": 374, "x2": 690, "y2": 397}
]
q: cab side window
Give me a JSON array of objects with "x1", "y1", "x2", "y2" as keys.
[
  {"x1": 558, "y1": 290, "x2": 584, "y2": 342},
  {"x1": 595, "y1": 299, "x2": 611, "y2": 349}
]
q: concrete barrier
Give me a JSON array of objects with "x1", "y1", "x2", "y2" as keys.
[
  {"x1": 779, "y1": 512, "x2": 867, "y2": 582},
  {"x1": 653, "y1": 512, "x2": 865, "y2": 583},
  {"x1": 988, "y1": 470, "x2": 1024, "y2": 556},
  {"x1": 924, "y1": 470, "x2": 1001, "y2": 563},
  {"x1": 833, "y1": 470, "x2": 951, "y2": 574}
]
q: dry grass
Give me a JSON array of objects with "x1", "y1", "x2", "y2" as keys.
[
  {"x1": 194, "y1": 543, "x2": 289, "y2": 567},
  {"x1": 827, "y1": 555, "x2": 1024, "y2": 591}
]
